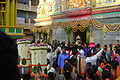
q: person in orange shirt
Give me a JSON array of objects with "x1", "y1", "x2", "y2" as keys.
[{"x1": 116, "y1": 66, "x2": 120, "y2": 78}]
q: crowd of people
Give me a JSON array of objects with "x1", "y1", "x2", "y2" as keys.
[
  {"x1": 47, "y1": 40, "x2": 120, "y2": 80},
  {"x1": 0, "y1": 30, "x2": 120, "y2": 80}
]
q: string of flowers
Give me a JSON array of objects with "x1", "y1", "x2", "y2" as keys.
[
  {"x1": 72, "y1": 27, "x2": 78, "y2": 32},
  {"x1": 78, "y1": 26, "x2": 86, "y2": 32},
  {"x1": 91, "y1": 19, "x2": 104, "y2": 29},
  {"x1": 79, "y1": 19, "x2": 91, "y2": 28},
  {"x1": 102, "y1": 25, "x2": 108, "y2": 32},
  {"x1": 31, "y1": 19, "x2": 120, "y2": 33},
  {"x1": 106, "y1": 24, "x2": 120, "y2": 32},
  {"x1": 17, "y1": 38, "x2": 31, "y2": 42},
  {"x1": 30, "y1": 44, "x2": 48, "y2": 47}
]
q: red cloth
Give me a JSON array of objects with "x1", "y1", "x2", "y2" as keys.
[
  {"x1": 96, "y1": 70, "x2": 101, "y2": 76},
  {"x1": 81, "y1": 72, "x2": 86, "y2": 75},
  {"x1": 116, "y1": 67, "x2": 120, "y2": 78},
  {"x1": 100, "y1": 63, "x2": 105, "y2": 69},
  {"x1": 77, "y1": 52, "x2": 81, "y2": 55}
]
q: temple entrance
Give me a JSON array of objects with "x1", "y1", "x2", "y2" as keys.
[{"x1": 73, "y1": 30, "x2": 86, "y2": 43}]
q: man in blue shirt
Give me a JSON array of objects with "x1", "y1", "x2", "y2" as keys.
[{"x1": 58, "y1": 48, "x2": 70, "y2": 74}]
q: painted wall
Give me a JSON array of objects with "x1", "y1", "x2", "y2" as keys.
[
  {"x1": 37, "y1": 0, "x2": 57, "y2": 17},
  {"x1": 52, "y1": 27, "x2": 68, "y2": 42},
  {"x1": 90, "y1": 26, "x2": 120, "y2": 45},
  {"x1": 36, "y1": 0, "x2": 120, "y2": 44}
]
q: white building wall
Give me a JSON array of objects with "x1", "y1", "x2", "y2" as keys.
[
  {"x1": 90, "y1": 26, "x2": 120, "y2": 46},
  {"x1": 52, "y1": 27, "x2": 68, "y2": 42}
]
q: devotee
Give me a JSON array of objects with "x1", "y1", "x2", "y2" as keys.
[
  {"x1": 85, "y1": 47, "x2": 104, "y2": 65},
  {"x1": 47, "y1": 48, "x2": 54, "y2": 70},
  {"x1": 58, "y1": 48, "x2": 70, "y2": 74}
]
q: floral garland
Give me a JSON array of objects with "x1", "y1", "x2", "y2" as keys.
[
  {"x1": 72, "y1": 26, "x2": 77, "y2": 32},
  {"x1": 68, "y1": 21, "x2": 75, "y2": 28},
  {"x1": 91, "y1": 19, "x2": 104, "y2": 29},
  {"x1": 78, "y1": 27, "x2": 86, "y2": 32},
  {"x1": 52, "y1": 23, "x2": 61, "y2": 29},
  {"x1": 70, "y1": 21, "x2": 79, "y2": 28},
  {"x1": 31, "y1": 19, "x2": 120, "y2": 33},
  {"x1": 106, "y1": 24, "x2": 120, "y2": 32},
  {"x1": 79, "y1": 19, "x2": 91, "y2": 28},
  {"x1": 102, "y1": 25, "x2": 108, "y2": 32},
  {"x1": 30, "y1": 44, "x2": 48, "y2": 47},
  {"x1": 17, "y1": 38, "x2": 31, "y2": 42},
  {"x1": 17, "y1": 38, "x2": 31, "y2": 44},
  {"x1": 30, "y1": 44, "x2": 48, "y2": 50}
]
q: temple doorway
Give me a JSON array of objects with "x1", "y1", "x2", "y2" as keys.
[{"x1": 73, "y1": 30, "x2": 86, "y2": 43}]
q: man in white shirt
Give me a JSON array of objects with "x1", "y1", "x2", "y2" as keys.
[
  {"x1": 85, "y1": 48, "x2": 104, "y2": 65},
  {"x1": 47, "y1": 48, "x2": 54, "y2": 70}
]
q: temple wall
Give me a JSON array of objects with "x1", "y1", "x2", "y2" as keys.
[{"x1": 52, "y1": 27, "x2": 68, "y2": 42}]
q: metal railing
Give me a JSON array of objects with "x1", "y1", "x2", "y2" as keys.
[
  {"x1": 31, "y1": 6, "x2": 37, "y2": 12},
  {"x1": 17, "y1": 3, "x2": 37, "y2": 12},
  {"x1": 17, "y1": 23, "x2": 35, "y2": 29}
]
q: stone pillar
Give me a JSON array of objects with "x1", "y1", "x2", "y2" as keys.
[
  {"x1": 70, "y1": 31, "x2": 74, "y2": 43},
  {"x1": 90, "y1": 24, "x2": 94, "y2": 42},
  {"x1": 86, "y1": 26, "x2": 90, "y2": 43}
]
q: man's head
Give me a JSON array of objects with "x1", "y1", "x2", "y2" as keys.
[
  {"x1": 47, "y1": 48, "x2": 51, "y2": 53},
  {"x1": 96, "y1": 43, "x2": 101, "y2": 48},
  {"x1": 104, "y1": 45, "x2": 107, "y2": 51},
  {"x1": 86, "y1": 62, "x2": 92, "y2": 70},
  {"x1": 62, "y1": 48, "x2": 66, "y2": 54}
]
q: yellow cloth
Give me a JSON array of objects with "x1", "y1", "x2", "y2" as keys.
[{"x1": 116, "y1": 76, "x2": 120, "y2": 80}]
